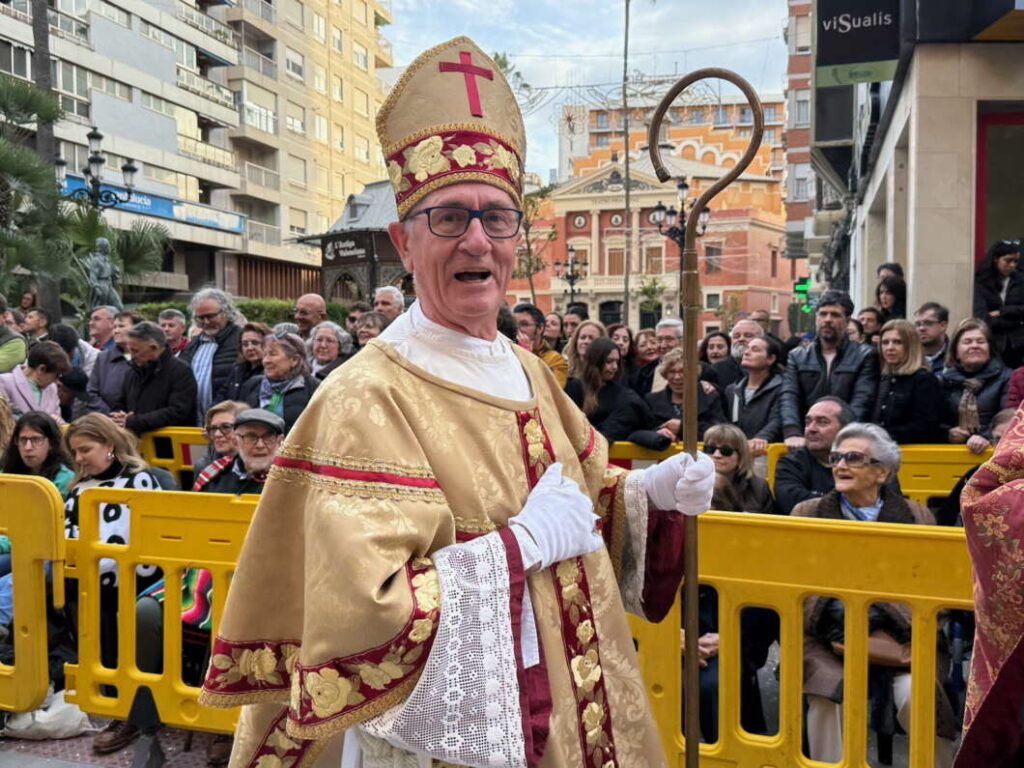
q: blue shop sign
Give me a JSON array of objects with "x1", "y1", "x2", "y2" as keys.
[{"x1": 63, "y1": 176, "x2": 245, "y2": 234}]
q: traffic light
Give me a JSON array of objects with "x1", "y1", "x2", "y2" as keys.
[{"x1": 793, "y1": 277, "x2": 810, "y2": 298}]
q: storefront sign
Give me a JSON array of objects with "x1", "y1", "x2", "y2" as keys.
[
  {"x1": 816, "y1": 0, "x2": 900, "y2": 87},
  {"x1": 63, "y1": 176, "x2": 245, "y2": 234}
]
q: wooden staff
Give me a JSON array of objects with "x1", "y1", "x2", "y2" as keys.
[{"x1": 646, "y1": 69, "x2": 763, "y2": 768}]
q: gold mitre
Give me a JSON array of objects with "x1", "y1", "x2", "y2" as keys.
[{"x1": 376, "y1": 36, "x2": 526, "y2": 219}]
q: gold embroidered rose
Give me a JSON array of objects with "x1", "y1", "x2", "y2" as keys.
[
  {"x1": 305, "y1": 667, "x2": 351, "y2": 718},
  {"x1": 576, "y1": 619, "x2": 595, "y2": 645},
  {"x1": 582, "y1": 701, "x2": 605, "y2": 744},
  {"x1": 570, "y1": 649, "x2": 602, "y2": 693},
  {"x1": 255, "y1": 754, "x2": 286, "y2": 768},
  {"x1": 359, "y1": 661, "x2": 401, "y2": 690},
  {"x1": 409, "y1": 617, "x2": 434, "y2": 643},
  {"x1": 556, "y1": 559, "x2": 580, "y2": 587},
  {"x1": 404, "y1": 135, "x2": 450, "y2": 182},
  {"x1": 387, "y1": 161, "x2": 410, "y2": 193},
  {"x1": 412, "y1": 570, "x2": 440, "y2": 611},
  {"x1": 450, "y1": 144, "x2": 477, "y2": 168}
]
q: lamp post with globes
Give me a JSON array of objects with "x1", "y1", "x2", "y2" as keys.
[
  {"x1": 553, "y1": 244, "x2": 589, "y2": 307},
  {"x1": 647, "y1": 68, "x2": 763, "y2": 768},
  {"x1": 54, "y1": 126, "x2": 138, "y2": 209}
]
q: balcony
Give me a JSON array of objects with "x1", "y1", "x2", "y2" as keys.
[
  {"x1": 176, "y1": 1, "x2": 240, "y2": 49},
  {"x1": 241, "y1": 0, "x2": 275, "y2": 24},
  {"x1": 177, "y1": 67, "x2": 236, "y2": 109},
  {"x1": 375, "y1": 34, "x2": 392, "y2": 67},
  {"x1": 49, "y1": 7, "x2": 90, "y2": 46},
  {"x1": 241, "y1": 47, "x2": 277, "y2": 78},
  {"x1": 232, "y1": 102, "x2": 278, "y2": 146},
  {"x1": 247, "y1": 220, "x2": 281, "y2": 245},
  {"x1": 177, "y1": 135, "x2": 236, "y2": 169},
  {"x1": 244, "y1": 161, "x2": 280, "y2": 189}
]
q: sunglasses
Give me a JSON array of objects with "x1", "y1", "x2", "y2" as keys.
[
  {"x1": 828, "y1": 451, "x2": 881, "y2": 468},
  {"x1": 702, "y1": 444, "x2": 736, "y2": 457}
]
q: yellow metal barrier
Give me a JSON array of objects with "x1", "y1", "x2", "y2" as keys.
[
  {"x1": 630, "y1": 511, "x2": 973, "y2": 767},
  {"x1": 63, "y1": 488, "x2": 257, "y2": 734},
  {"x1": 137, "y1": 427, "x2": 211, "y2": 489},
  {"x1": 0, "y1": 476, "x2": 67, "y2": 713}
]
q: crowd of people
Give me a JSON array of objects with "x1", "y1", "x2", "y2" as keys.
[{"x1": 0, "y1": 239, "x2": 1020, "y2": 764}]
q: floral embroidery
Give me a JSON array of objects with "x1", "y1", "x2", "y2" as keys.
[
  {"x1": 409, "y1": 617, "x2": 434, "y2": 642},
  {"x1": 571, "y1": 650, "x2": 603, "y2": 693},
  {"x1": 582, "y1": 701, "x2": 605, "y2": 744},
  {"x1": 518, "y1": 411, "x2": 554, "y2": 483},
  {"x1": 404, "y1": 135, "x2": 451, "y2": 182},
  {"x1": 576, "y1": 619, "x2": 595, "y2": 644},
  {"x1": 977, "y1": 512, "x2": 1010, "y2": 543},
  {"x1": 245, "y1": 707, "x2": 319, "y2": 768},
  {"x1": 210, "y1": 643, "x2": 299, "y2": 689},
  {"x1": 305, "y1": 668, "x2": 354, "y2": 719},
  {"x1": 449, "y1": 143, "x2": 477, "y2": 168},
  {"x1": 474, "y1": 139, "x2": 520, "y2": 179},
  {"x1": 387, "y1": 160, "x2": 410, "y2": 193}
]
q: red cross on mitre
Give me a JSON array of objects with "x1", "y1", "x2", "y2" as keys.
[{"x1": 438, "y1": 50, "x2": 494, "y2": 118}]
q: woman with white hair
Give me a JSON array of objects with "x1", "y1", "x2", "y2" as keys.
[
  {"x1": 793, "y1": 422, "x2": 957, "y2": 766},
  {"x1": 307, "y1": 321, "x2": 353, "y2": 380}
]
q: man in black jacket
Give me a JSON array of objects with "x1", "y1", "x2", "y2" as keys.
[
  {"x1": 179, "y1": 288, "x2": 242, "y2": 422},
  {"x1": 780, "y1": 290, "x2": 878, "y2": 449},
  {"x1": 774, "y1": 396, "x2": 853, "y2": 514},
  {"x1": 111, "y1": 322, "x2": 197, "y2": 435}
]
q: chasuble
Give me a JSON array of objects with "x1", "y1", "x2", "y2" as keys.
[{"x1": 199, "y1": 337, "x2": 684, "y2": 768}]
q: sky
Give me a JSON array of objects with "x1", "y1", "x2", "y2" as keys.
[{"x1": 385, "y1": 0, "x2": 790, "y2": 179}]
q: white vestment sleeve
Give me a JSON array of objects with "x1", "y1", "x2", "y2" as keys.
[
  {"x1": 359, "y1": 531, "x2": 528, "y2": 768},
  {"x1": 619, "y1": 469, "x2": 651, "y2": 617}
]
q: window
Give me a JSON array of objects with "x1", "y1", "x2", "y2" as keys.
[
  {"x1": 96, "y1": 1, "x2": 130, "y2": 27},
  {"x1": 316, "y1": 165, "x2": 329, "y2": 192},
  {"x1": 285, "y1": 101, "x2": 305, "y2": 134},
  {"x1": 53, "y1": 59, "x2": 90, "y2": 117},
  {"x1": 714, "y1": 106, "x2": 728, "y2": 125},
  {"x1": 285, "y1": 0, "x2": 303, "y2": 27},
  {"x1": 736, "y1": 127, "x2": 752, "y2": 139},
  {"x1": 0, "y1": 40, "x2": 31, "y2": 79},
  {"x1": 353, "y1": 42, "x2": 368, "y2": 70},
  {"x1": 607, "y1": 248, "x2": 624, "y2": 276},
  {"x1": 313, "y1": 63, "x2": 326, "y2": 93},
  {"x1": 142, "y1": 21, "x2": 197, "y2": 70},
  {"x1": 645, "y1": 246, "x2": 663, "y2": 274},
  {"x1": 243, "y1": 101, "x2": 276, "y2": 132},
  {"x1": 331, "y1": 75, "x2": 343, "y2": 102},
  {"x1": 790, "y1": 162, "x2": 811, "y2": 200},
  {"x1": 285, "y1": 48, "x2": 304, "y2": 79},
  {"x1": 771, "y1": 248, "x2": 778, "y2": 278},
  {"x1": 794, "y1": 89, "x2": 810, "y2": 127},
  {"x1": 706, "y1": 293, "x2": 721, "y2": 310},
  {"x1": 91, "y1": 72, "x2": 131, "y2": 101},
  {"x1": 289, "y1": 207, "x2": 308, "y2": 235},
  {"x1": 312, "y1": 12, "x2": 325, "y2": 42},
  {"x1": 690, "y1": 108, "x2": 704, "y2": 124},
  {"x1": 332, "y1": 26, "x2": 343, "y2": 53},
  {"x1": 794, "y1": 15, "x2": 812, "y2": 52},
  {"x1": 354, "y1": 135, "x2": 370, "y2": 161},
  {"x1": 595, "y1": 134, "x2": 609, "y2": 147},
  {"x1": 739, "y1": 107, "x2": 752, "y2": 124},
  {"x1": 333, "y1": 171, "x2": 345, "y2": 197},
  {"x1": 595, "y1": 112, "x2": 607, "y2": 129},
  {"x1": 287, "y1": 154, "x2": 307, "y2": 186},
  {"x1": 354, "y1": 87, "x2": 369, "y2": 115},
  {"x1": 353, "y1": 0, "x2": 367, "y2": 23},
  {"x1": 764, "y1": 128, "x2": 777, "y2": 145},
  {"x1": 771, "y1": 293, "x2": 779, "y2": 313},
  {"x1": 314, "y1": 114, "x2": 328, "y2": 142},
  {"x1": 333, "y1": 123, "x2": 344, "y2": 151},
  {"x1": 764, "y1": 105, "x2": 777, "y2": 122},
  {"x1": 704, "y1": 244, "x2": 722, "y2": 273}
]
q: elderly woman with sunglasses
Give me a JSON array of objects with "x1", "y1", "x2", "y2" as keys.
[
  {"x1": 791, "y1": 422, "x2": 957, "y2": 766},
  {"x1": 238, "y1": 332, "x2": 319, "y2": 433}
]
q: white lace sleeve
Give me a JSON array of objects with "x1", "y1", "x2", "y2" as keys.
[
  {"x1": 619, "y1": 469, "x2": 650, "y2": 616},
  {"x1": 359, "y1": 530, "x2": 528, "y2": 768}
]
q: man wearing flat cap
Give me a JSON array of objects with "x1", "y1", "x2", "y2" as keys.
[{"x1": 201, "y1": 36, "x2": 714, "y2": 768}]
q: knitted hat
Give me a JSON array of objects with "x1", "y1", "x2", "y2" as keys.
[{"x1": 376, "y1": 36, "x2": 525, "y2": 219}]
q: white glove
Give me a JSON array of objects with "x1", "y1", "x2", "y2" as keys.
[
  {"x1": 509, "y1": 463, "x2": 604, "y2": 571},
  {"x1": 642, "y1": 451, "x2": 715, "y2": 515}
]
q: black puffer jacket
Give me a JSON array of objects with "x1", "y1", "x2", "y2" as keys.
[
  {"x1": 973, "y1": 267, "x2": 1024, "y2": 360},
  {"x1": 724, "y1": 373, "x2": 783, "y2": 442},
  {"x1": 872, "y1": 367, "x2": 945, "y2": 444},
  {"x1": 113, "y1": 346, "x2": 198, "y2": 434},
  {"x1": 221, "y1": 359, "x2": 262, "y2": 402},
  {"x1": 940, "y1": 358, "x2": 1011, "y2": 440},
  {"x1": 564, "y1": 379, "x2": 649, "y2": 442},
  {"x1": 780, "y1": 338, "x2": 878, "y2": 436},
  {"x1": 179, "y1": 323, "x2": 242, "y2": 404},
  {"x1": 643, "y1": 387, "x2": 726, "y2": 441}
]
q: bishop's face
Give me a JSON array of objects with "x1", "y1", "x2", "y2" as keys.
[{"x1": 388, "y1": 183, "x2": 520, "y2": 339}]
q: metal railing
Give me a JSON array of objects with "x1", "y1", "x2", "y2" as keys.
[
  {"x1": 176, "y1": 1, "x2": 240, "y2": 48},
  {"x1": 241, "y1": 46, "x2": 276, "y2": 78},
  {"x1": 241, "y1": 0, "x2": 275, "y2": 23},
  {"x1": 176, "y1": 67, "x2": 235, "y2": 109},
  {"x1": 243, "y1": 161, "x2": 280, "y2": 189},
  {"x1": 177, "y1": 135, "x2": 236, "y2": 170},
  {"x1": 247, "y1": 220, "x2": 281, "y2": 245}
]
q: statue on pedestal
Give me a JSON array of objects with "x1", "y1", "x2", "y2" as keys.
[{"x1": 86, "y1": 237, "x2": 123, "y2": 311}]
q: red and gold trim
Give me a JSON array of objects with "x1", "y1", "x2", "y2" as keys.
[
  {"x1": 270, "y1": 454, "x2": 447, "y2": 503},
  {"x1": 387, "y1": 129, "x2": 523, "y2": 218},
  {"x1": 576, "y1": 425, "x2": 597, "y2": 464},
  {"x1": 516, "y1": 409, "x2": 555, "y2": 486},
  {"x1": 242, "y1": 706, "x2": 324, "y2": 768},
  {"x1": 200, "y1": 558, "x2": 440, "y2": 741},
  {"x1": 595, "y1": 467, "x2": 629, "y2": 580}
]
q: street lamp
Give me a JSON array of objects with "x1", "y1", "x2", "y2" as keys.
[
  {"x1": 647, "y1": 67, "x2": 763, "y2": 768},
  {"x1": 553, "y1": 244, "x2": 589, "y2": 307},
  {"x1": 55, "y1": 126, "x2": 138, "y2": 209}
]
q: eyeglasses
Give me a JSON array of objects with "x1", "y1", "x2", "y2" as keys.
[
  {"x1": 828, "y1": 451, "x2": 881, "y2": 468},
  {"x1": 195, "y1": 310, "x2": 223, "y2": 322},
  {"x1": 1000, "y1": 239, "x2": 1021, "y2": 247},
  {"x1": 914, "y1": 320, "x2": 939, "y2": 328},
  {"x1": 236, "y1": 432, "x2": 279, "y2": 447},
  {"x1": 17, "y1": 435, "x2": 47, "y2": 447},
  {"x1": 205, "y1": 423, "x2": 235, "y2": 435},
  {"x1": 702, "y1": 444, "x2": 736, "y2": 457},
  {"x1": 240, "y1": 339, "x2": 263, "y2": 348},
  {"x1": 408, "y1": 206, "x2": 523, "y2": 239}
]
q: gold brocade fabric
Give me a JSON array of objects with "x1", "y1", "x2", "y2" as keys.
[{"x1": 200, "y1": 339, "x2": 665, "y2": 768}]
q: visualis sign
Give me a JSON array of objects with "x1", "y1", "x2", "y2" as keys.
[{"x1": 816, "y1": 0, "x2": 900, "y2": 87}]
